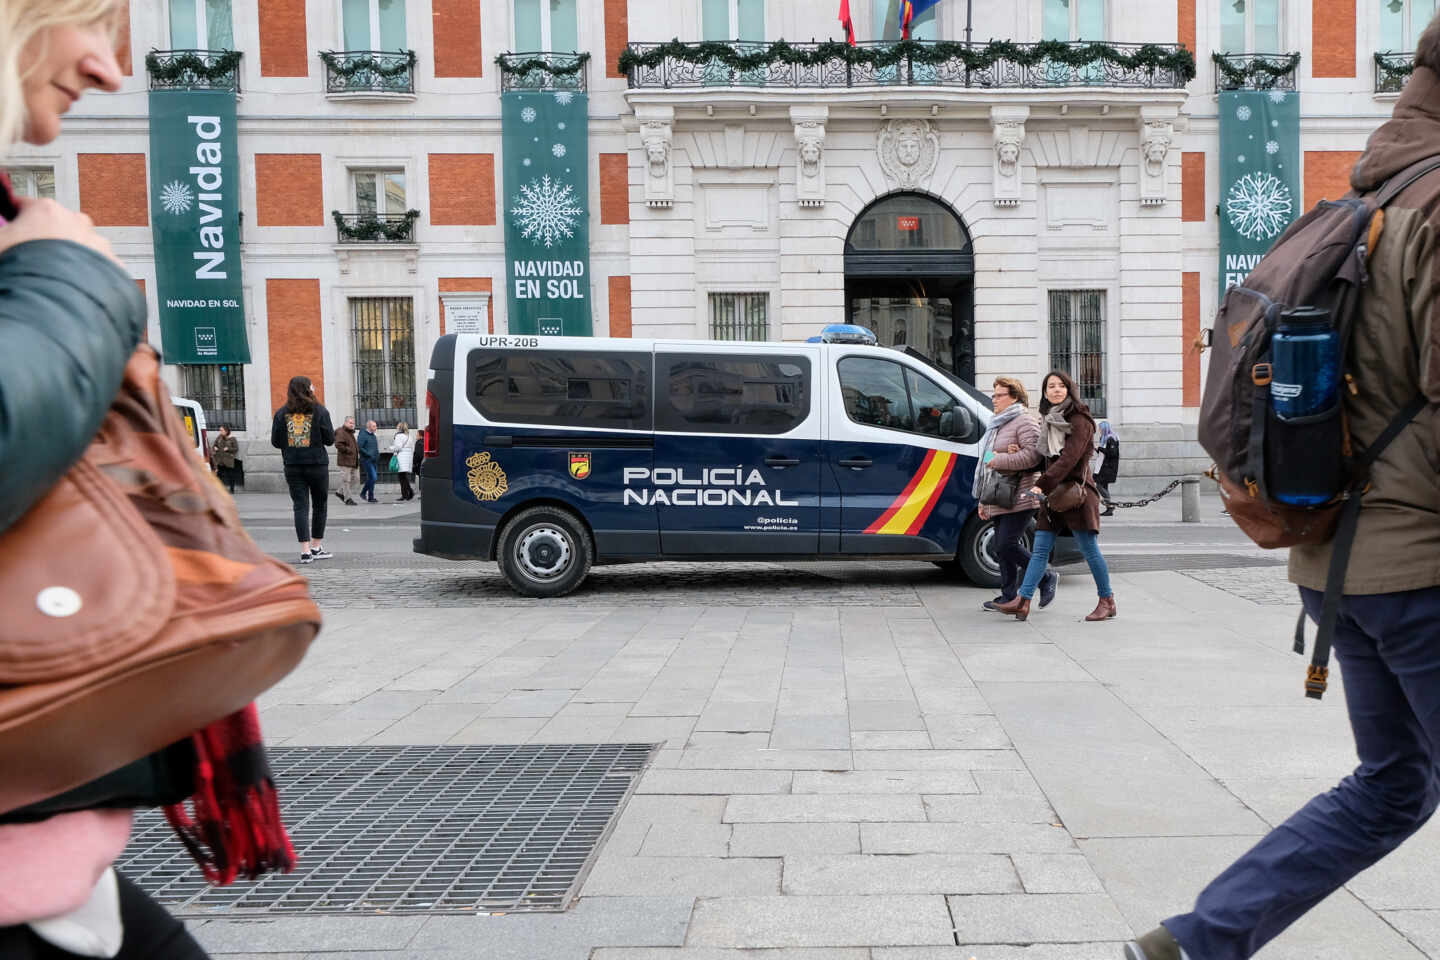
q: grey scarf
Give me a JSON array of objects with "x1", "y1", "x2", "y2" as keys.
[
  {"x1": 971, "y1": 403, "x2": 1027, "y2": 499},
  {"x1": 1042, "y1": 400, "x2": 1075, "y2": 457}
]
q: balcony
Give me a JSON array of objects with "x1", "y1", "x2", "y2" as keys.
[
  {"x1": 333, "y1": 211, "x2": 419, "y2": 244},
  {"x1": 1213, "y1": 52, "x2": 1300, "y2": 92},
  {"x1": 1375, "y1": 52, "x2": 1413, "y2": 94},
  {"x1": 145, "y1": 49, "x2": 242, "y2": 92},
  {"x1": 320, "y1": 50, "x2": 417, "y2": 98},
  {"x1": 498, "y1": 52, "x2": 590, "y2": 93},
  {"x1": 621, "y1": 40, "x2": 1194, "y2": 90}
]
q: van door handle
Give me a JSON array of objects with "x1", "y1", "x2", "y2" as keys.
[
  {"x1": 764, "y1": 455, "x2": 800, "y2": 468},
  {"x1": 838, "y1": 456, "x2": 873, "y2": 470}
]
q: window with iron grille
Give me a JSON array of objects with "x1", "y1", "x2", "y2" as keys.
[
  {"x1": 708, "y1": 292, "x2": 769, "y2": 341},
  {"x1": 1047, "y1": 289, "x2": 1107, "y2": 418},
  {"x1": 176, "y1": 363, "x2": 246, "y2": 430},
  {"x1": 8, "y1": 167, "x2": 54, "y2": 199},
  {"x1": 351, "y1": 297, "x2": 415, "y2": 430}
]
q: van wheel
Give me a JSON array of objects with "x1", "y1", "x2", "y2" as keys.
[
  {"x1": 496, "y1": 506, "x2": 592, "y2": 598},
  {"x1": 944, "y1": 512, "x2": 1026, "y2": 590}
]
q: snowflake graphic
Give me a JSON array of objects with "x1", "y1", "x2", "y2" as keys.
[
  {"x1": 553, "y1": 90, "x2": 575, "y2": 106},
  {"x1": 1227, "y1": 171, "x2": 1294, "y2": 241},
  {"x1": 522, "y1": 158, "x2": 532, "y2": 166},
  {"x1": 551, "y1": 143, "x2": 567, "y2": 158},
  {"x1": 1238, "y1": 155, "x2": 1246, "y2": 164},
  {"x1": 1265, "y1": 140, "x2": 1280, "y2": 155},
  {"x1": 557, "y1": 122, "x2": 567, "y2": 130},
  {"x1": 1235, "y1": 104, "x2": 1252, "y2": 121},
  {"x1": 1268, "y1": 89, "x2": 1289, "y2": 104},
  {"x1": 510, "y1": 175, "x2": 583, "y2": 248},
  {"x1": 160, "y1": 180, "x2": 194, "y2": 216},
  {"x1": 521, "y1": 106, "x2": 537, "y2": 123}
]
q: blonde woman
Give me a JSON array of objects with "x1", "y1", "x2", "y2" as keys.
[
  {"x1": 390, "y1": 420, "x2": 415, "y2": 501},
  {"x1": 0, "y1": 3, "x2": 212, "y2": 957}
]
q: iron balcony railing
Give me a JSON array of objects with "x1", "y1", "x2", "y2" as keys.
[
  {"x1": 498, "y1": 52, "x2": 589, "y2": 92},
  {"x1": 1213, "y1": 52, "x2": 1300, "y2": 92},
  {"x1": 623, "y1": 40, "x2": 1193, "y2": 90},
  {"x1": 1374, "y1": 51, "x2": 1414, "y2": 94},
  {"x1": 333, "y1": 211, "x2": 419, "y2": 244},
  {"x1": 320, "y1": 50, "x2": 417, "y2": 95},
  {"x1": 145, "y1": 49, "x2": 242, "y2": 92}
]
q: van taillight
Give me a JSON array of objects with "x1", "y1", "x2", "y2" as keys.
[
  {"x1": 425, "y1": 390, "x2": 438, "y2": 455},
  {"x1": 201, "y1": 427, "x2": 210, "y2": 463}
]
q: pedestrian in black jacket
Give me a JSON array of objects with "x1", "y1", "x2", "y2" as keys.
[
  {"x1": 1093, "y1": 420, "x2": 1120, "y2": 516},
  {"x1": 270, "y1": 376, "x2": 335, "y2": 564}
]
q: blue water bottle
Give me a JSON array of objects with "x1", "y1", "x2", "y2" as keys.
[{"x1": 1270, "y1": 307, "x2": 1339, "y2": 420}]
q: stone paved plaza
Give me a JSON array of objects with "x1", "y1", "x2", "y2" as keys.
[{"x1": 182, "y1": 509, "x2": 1440, "y2": 958}]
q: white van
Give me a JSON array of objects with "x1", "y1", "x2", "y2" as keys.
[{"x1": 171, "y1": 395, "x2": 210, "y2": 468}]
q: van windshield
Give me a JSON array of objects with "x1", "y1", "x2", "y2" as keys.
[{"x1": 173, "y1": 404, "x2": 200, "y2": 446}]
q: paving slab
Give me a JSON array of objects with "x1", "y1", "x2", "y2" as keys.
[
  {"x1": 190, "y1": 917, "x2": 426, "y2": 954},
  {"x1": 862, "y1": 822, "x2": 1078, "y2": 855},
  {"x1": 921, "y1": 794, "x2": 1057, "y2": 823},
  {"x1": 695, "y1": 700, "x2": 777, "y2": 732},
  {"x1": 769, "y1": 714, "x2": 852, "y2": 749},
  {"x1": 923, "y1": 714, "x2": 1012, "y2": 750},
  {"x1": 686, "y1": 896, "x2": 954, "y2": 948},
  {"x1": 1011, "y1": 853, "x2": 1107, "y2": 893},
  {"x1": 945, "y1": 893, "x2": 1131, "y2": 943},
  {"x1": 791, "y1": 770, "x2": 977, "y2": 795},
  {"x1": 852, "y1": 750, "x2": 1024, "y2": 771},
  {"x1": 404, "y1": 896, "x2": 694, "y2": 957},
  {"x1": 581, "y1": 856, "x2": 781, "y2": 897},
  {"x1": 639, "y1": 822, "x2": 734, "y2": 857},
  {"x1": 728, "y1": 822, "x2": 863, "y2": 857},
  {"x1": 782, "y1": 853, "x2": 1020, "y2": 895},
  {"x1": 638, "y1": 769, "x2": 793, "y2": 795},
  {"x1": 851, "y1": 731, "x2": 934, "y2": 750},
  {"x1": 724, "y1": 794, "x2": 927, "y2": 823},
  {"x1": 875, "y1": 946, "x2": 1123, "y2": 959},
  {"x1": 593, "y1": 950, "x2": 870, "y2": 960}
]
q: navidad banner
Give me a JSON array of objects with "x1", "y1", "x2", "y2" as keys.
[
  {"x1": 501, "y1": 88, "x2": 592, "y2": 336},
  {"x1": 147, "y1": 88, "x2": 248, "y2": 364},
  {"x1": 1218, "y1": 88, "x2": 1301, "y2": 299}
]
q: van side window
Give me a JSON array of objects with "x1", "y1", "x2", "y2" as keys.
[
  {"x1": 466, "y1": 350, "x2": 651, "y2": 430},
  {"x1": 838, "y1": 357, "x2": 914, "y2": 432},
  {"x1": 656, "y1": 354, "x2": 810, "y2": 434},
  {"x1": 905, "y1": 368, "x2": 958, "y2": 438}
]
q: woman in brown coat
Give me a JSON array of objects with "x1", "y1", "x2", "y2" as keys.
[
  {"x1": 996, "y1": 370, "x2": 1115, "y2": 622},
  {"x1": 210, "y1": 424, "x2": 240, "y2": 493}
]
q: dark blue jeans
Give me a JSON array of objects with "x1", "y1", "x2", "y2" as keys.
[
  {"x1": 1166, "y1": 585, "x2": 1440, "y2": 960},
  {"x1": 360, "y1": 460, "x2": 377, "y2": 501},
  {"x1": 991, "y1": 509, "x2": 1036, "y2": 601}
]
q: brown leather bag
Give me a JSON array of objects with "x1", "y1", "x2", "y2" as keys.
[
  {"x1": 1046, "y1": 459, "x2": 1095, "y2": 515},
  {"x1": 0, "y1": 347, "x2": 320, "y2": 815}
]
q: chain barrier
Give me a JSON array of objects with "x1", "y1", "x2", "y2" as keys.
[{"x1": 1101, "y1": 477, "x2": 1185, "y2": 510}]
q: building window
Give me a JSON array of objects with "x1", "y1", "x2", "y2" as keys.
[
  {"x1": 1221, "y1": 0, "x2": 1281, "y2": 53},
  {"x1": 169, "y1": 0, "x2": 233, "y2": 49},
  {"x1": 342, "y1": 0, "x2": 406, "y2": 50},
  {"x1": 514, "y1": 0, "x2": 578, "y2": 50},
  {"x1": 177, "y1": 362, "x2": 246, "y2": 430},
  {"x1": 708, "y1": 292, "x2": 769, "y2": 341},
  {"x1": 1382, "y1": 0, "x2": 1437, "y2": 51},
  {"x1": 702, "y1": 0, "x2": 765, "y2": 40},
  {"x1": 352, "y1": 169, "x2": 407, "y2": 215},
  {"x1": 1048, "y1": 289, "x2": 1107, "y2": 419},
  {"x1": 8, "y1": 167, "x2": 54, "y2": 199},
  {"x1": 351, "y1": 297, "x2": 415, "y2": 429},
  {"x1": 1043, "y1": 0, "x2": 1106, "y2": 40}
]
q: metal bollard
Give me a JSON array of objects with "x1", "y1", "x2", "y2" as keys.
[{"x1": 1181, "y1": 475, "x2": 1202, "y2": 523}]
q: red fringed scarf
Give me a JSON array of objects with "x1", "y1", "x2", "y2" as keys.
[{"x1": 162, "y1": 706, "x2": 296, "y2": 884}]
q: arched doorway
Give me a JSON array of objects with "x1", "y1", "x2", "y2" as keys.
[{"x1": 844, "y1": 193, "x2": 976, "y2": 384}]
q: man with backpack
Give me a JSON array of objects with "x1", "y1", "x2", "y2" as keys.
[{"x1": 1125, "y1": 26, "x2": 1440, "y2": 960}]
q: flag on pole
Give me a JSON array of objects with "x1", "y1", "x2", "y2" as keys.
[
  {"x1": 899, "y1": 0, "x2": 943, "y2": 39},
  {"x1": 838, "y1": 0, "x2": 855, "y2": 45}
]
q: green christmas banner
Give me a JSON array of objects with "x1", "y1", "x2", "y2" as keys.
[
  {"x1": 147, "y1": 89, "x2": 248, "y2": 364},
  {"x1": 501, "y1": 89, "x2": 592, "y2": 336},
  {"x1": 1218, "y1": 89, "x2": 1301, "y2": 299}
]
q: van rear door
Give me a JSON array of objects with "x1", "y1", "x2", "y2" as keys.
[{"x1": 651, "y1": 345, "x2": 821, "y2": 556}]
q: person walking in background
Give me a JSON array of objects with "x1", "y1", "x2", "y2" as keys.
[
  {"x1": 412, "y1": 428, "x2": 426, "y2": 499},
  {"x1": 972, "y1": 377, "x2": 1057, "y2": 611},
  {"x1": 358, "y1": 419, "x2": 380, "y2": 503},
  {"x1": 1093, "y1": 419, "x2": 1120, "y2": 517},
  {"x1": 333, "y1": 415, "x2": 359, "y2": 506},
  {"x1": 996, "y1": 370, "x2": 1115, "y2": 623},
  {"x1": 1127, "y1": 19, "x2": 1440, "y2": 960},
  {"x1": 209, "y1": 423, "x2": 239, "y2": 494},
  {"x1": 390, "y1": 421, "x2": 414, "y2": 502},
  {"x1": 271, "y1": 375, "x2": 335, "y2": 564}
]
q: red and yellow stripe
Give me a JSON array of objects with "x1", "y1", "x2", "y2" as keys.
[{"x1": 863, "y1": 449, "x2": 957, "y2": 536}]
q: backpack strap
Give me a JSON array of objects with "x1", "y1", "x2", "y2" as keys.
[
  {"x1": 1297, "y1": 392, "x2": 1429, "y2": 699},
  {"x1": 1372, "y1": 156, "x2": 1440, "y2": 208}
]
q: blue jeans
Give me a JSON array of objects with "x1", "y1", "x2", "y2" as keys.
[
  {"x1": 1166, "y1": 585, "x2": 1440, "y2": 960},
  {"x1": 360, "y1": 460, "x2": 378, "y2": 500},
  {"x1": 1018, "y1": 529, "x2": 1112, "y2": 600}
]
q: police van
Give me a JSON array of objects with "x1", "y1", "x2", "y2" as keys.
[{"x1": 416, "y1": 328, "x2": 1017, "y2": 598}]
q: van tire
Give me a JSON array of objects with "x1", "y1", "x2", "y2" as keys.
[
  {"x1": 496, "y1": 506, "x2": 593, "y2": 598},
  {"x1": 945, "y1": 512, "x2": 1027, "y2": 590}
]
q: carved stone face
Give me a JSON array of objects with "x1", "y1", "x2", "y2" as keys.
[
  {"x1": 896, "y1": 135, "x2": 921, "y2": 167},
  {"x1": 799, "y1": 139, "x2": 822, "y2": 172},
  {"x1": 997, "y1": 140, "x2": 1020, "y2": 169},
  {"x1": 1144, "y1": 137, "x2": 1169, "y2": 172},
  {"x1": 645, "y1": 140, "x2": 668, "y2": 177}
]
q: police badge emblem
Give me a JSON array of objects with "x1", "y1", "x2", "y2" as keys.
[
  {"x1": 466, "y1": 451, "x2": 508, "y2": 502},
  {"x1": 569, "y1": 451, "x2": 591, "y2": 480}
]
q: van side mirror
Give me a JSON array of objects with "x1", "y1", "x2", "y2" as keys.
[{"x1": 942, "y1": 407, "x2": 981, "y2": 444}]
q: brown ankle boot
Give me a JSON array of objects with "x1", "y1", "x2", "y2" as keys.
[
  {"x1": 995, "y1": 596, "x2": 1031, "y2": 621},
  {"x1": 1084, "y1": 596, "x2": 1117, "y2": 621}
]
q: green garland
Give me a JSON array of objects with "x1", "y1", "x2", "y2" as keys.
[
  {"x1": 497, "y1": 52, "x2": 591, "y2": 77},
  {"x1": 617, "y1": 39, "x2": 1196, "y2": 82},
  {"x1": 144, "y1": 49, "x2": 242, "y2": 84},
  {"x1": 1374, "y1": 51, "x2": 1415, "y2": 83},
  {"x1": 320, "y1": 49, "x2": 418, "y2": 79},
  {"x1": 1211, "y1": 52, "x2": 1301, "y2": 89},
  {"x1": 333, "y1": 210, "x2": 420, "y2": 243}
]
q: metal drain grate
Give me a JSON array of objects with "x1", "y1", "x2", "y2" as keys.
[{"x1": 119, "y1": 743, "x2": 658, "y2": 916}]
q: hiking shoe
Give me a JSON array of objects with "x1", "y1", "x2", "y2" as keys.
[
  {"x1": 982, "y1": 599, "x2": 1011, "y2": 613},
  {"x1": 334, "y1": 491, "x2": 346, "y2": 504},
  {"x1": 1123, "y1": 925, "x2": 1187, "y2": 960},
  {"x1": 1039, "y1": 570, "x2": 1059, "y2": 608},
  {"x1": 345, "y1": 498, "x2": 358, "y2": 506},
  {"x1": 310, "y1": 547, "x2": 334, "y2": 560},
  {"x1": 297, "y1": 552, "x2": 314, "y2": 565}
]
